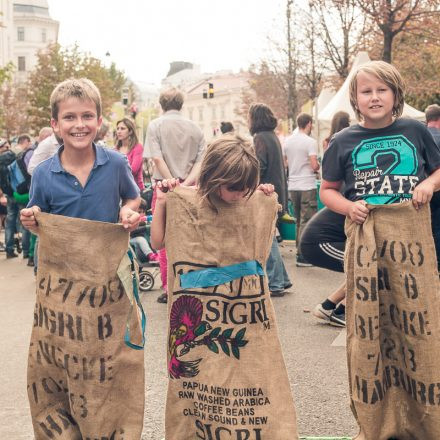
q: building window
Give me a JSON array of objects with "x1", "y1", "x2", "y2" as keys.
[
  {"x1": 221, "y1": 105, "x2": 226, "y2": 119},
  {"x1": 41, "y1": 28, "x2": 46, "y2": 43},
  {"x1": 18, "y1": 56, "x2": 26, "y2": 71},
  {"x1": 211, "y1": 105, "x2": 217, "y2": 120},
  {"x1": 198, "y1": 107, "x2": 203, "y2": 122},
  {"x1": 17, "y1": 27, "x2": 25, "y2": 41}
]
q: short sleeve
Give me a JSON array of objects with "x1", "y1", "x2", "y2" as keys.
[
  {"x1": 194, "y1": 131, "x2": 206, "y2": 163},
  {"x1": 308, "y1": 138, "x2": 318, "y2": 156},
  {"x1": 322, "y1": 136, "x2": 344, "y2": 182},
  {"x1": 144, "y1": 121, "x2": 162, "y2": 159},
  {"x1": 27, "y1": 165, "x2": 50, "y2": 212},
  {"x1": 422, "y1": 125, "x2": 440, "y2": 174},
  {"x1": 119, "y1": 155, "x2": 140, "y2": 200}
]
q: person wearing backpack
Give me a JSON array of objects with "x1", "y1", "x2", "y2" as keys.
[
  {"x1": 0, "y1": 139, "x2": 15, "y2": 253},
  {"x1": 4, "y1": 134, "x2": 33, "y2": 259}
]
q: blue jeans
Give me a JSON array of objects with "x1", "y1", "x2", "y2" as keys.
[
  {"x1": 5, "y1": 197, "x2": 30, "y2": 255},
  {"x1": 266, "y1": 235, "x2": 291, "y2": 292},
  {"x1": 130, "y1": 236, "x2": 153, "y2": 263}
]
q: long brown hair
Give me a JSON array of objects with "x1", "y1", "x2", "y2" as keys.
[
  {"x1": 198, "y1": 135, "x2": 259, "y2": 208},
  {"x1": 116, "y1": 117, "x2": 138, "y2": 151}
]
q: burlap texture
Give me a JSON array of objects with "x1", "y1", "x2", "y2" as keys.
[
  {"x1": 27, "y1": 213, "x2": 145, "y2": 439},
  {"x1": 345, "y1": 203, "x2": 440, "y2": 440},
  {"x1": 164, "y1": 187, "x2": 298, "y2": 440}
]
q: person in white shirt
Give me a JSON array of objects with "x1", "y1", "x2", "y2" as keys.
[
  {"x1": 283, "y1": 113, "x2": 320, "y2": 266},
  {"x1": 144, "y1": 88, "x2": 205, "y2": 303}
]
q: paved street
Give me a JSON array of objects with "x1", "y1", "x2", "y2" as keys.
[{"x1": 0, "y1": 242, "x2": 357, "y2": 439}]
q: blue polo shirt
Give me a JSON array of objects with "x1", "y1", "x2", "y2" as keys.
[{"x1": 28, "y1": 144, "x2": 140, "y2": 223}]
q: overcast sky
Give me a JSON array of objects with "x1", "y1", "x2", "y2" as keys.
[{"x1": 47, "y1": 0, "x2": 286, "y2": 86}]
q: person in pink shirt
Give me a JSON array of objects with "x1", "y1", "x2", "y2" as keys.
[{"x1": 115, "y1": 117, "x2": 144, "y2": 190}]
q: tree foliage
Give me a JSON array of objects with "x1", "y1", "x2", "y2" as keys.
[
  {"x1": 243, "y1": 0, "x2": 440, "y2": 125},
  {"x1": 356, "y1": 0, "x2": 440, "y2": 63},
  {"x1": 26, "y1": 43, "x2": 126, "y2": 129},
  {"x1": 312, "y1": 0, "x2": 368, "y2": 79}
]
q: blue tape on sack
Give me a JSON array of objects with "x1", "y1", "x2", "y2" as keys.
[{"x1": 180, "y1": 260, "x2": 265, "y2": 289}]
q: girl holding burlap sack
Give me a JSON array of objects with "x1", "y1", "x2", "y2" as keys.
[
  {"x1": 151, "y1": 135, "x2": 299, "y2": 440},
  {"x1": 321, "y1": 61, "x2": 440, "y2": 439}
]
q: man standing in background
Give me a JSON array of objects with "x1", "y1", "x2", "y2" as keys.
[
  {"x1": 284, "y1": 113, "x2": 320, "y2": 267},
  {"x1": 144, "y1": 88, "x2": 205, "y2": 303}
]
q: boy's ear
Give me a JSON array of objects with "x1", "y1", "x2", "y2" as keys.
[
  {"x1": 50, "y1": 118, "x2": 59, "y2": 135},
  {"x1": 97, "y1": 115, "x2": 103, "y2": 129}
]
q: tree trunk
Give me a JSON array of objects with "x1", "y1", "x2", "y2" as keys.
[{"x1": 382, "y1": 30, "x2": 393, "y2": 63}]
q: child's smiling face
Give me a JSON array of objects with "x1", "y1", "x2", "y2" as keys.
[
  {"x1": 356, "y1": 71, "x2": 395, "y2": 129},
  {"x1": 51, "y1": 97, "x2": 102, "y2": 152}
]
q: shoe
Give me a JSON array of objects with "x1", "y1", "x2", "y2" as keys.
[
  {"x1": 279, "y1": 212, "x2": 296, "y2": 224},
  {"x1": 296, "y1": 255, "x2": 312, "y2": 267},
  {"x1": 329, "y1": 310, "x2": 346, "y2": 327},
  {"x1": 276, "y1": 235, "x2": 283, "y2": 243},
  {"x1": 6, "y1": 252, "x2": 18, "y2": 259},
  {"x1": 23, "y1": 253, "x2": 29, "y2": 259},
  {"x1": 270, "y1": 290, "x2": 285, "y2": 297},
  {"x1": 147, "y1": 252, "x2": 159, "y2": 262},
  {"x1": 157, "y1": 293, "x2": 168, "y2": 303},
  {"x1": 27, "y1": 257, "x2": 34, "y2": 267},
  {"x1": 313, "y1": 303, "x2": 333, "y2": 322},
  {"x1": 284, "y1": 282, "x2": 293, "y2": 290},
  {"x1": 0, "y1": 242, "x2": 5, "y2": 252}
]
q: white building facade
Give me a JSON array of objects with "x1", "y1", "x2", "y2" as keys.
[
  {"x1": 12, "y1": 0, "x2": 58, "y2": 80},
  {"x1": 0, "y1": 0, "x2": 14, "y2": 66},
  {"x1": 182, "y1": 72, "x2": 250, "y2": 142}
]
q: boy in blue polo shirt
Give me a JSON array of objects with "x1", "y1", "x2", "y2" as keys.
[{"x1": 20, "y1": 78, "x2": 140, "y2": 229}]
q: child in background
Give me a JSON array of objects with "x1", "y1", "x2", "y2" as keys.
[
  {"x1": 320, "y1": 60, "x2": 440, "y2": 219},
  {"x1": 130, "y1": 198, "x2": 159, "y2": 263}
]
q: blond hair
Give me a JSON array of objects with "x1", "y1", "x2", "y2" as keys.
[
  {"x1": 198, "y1": 135, "x2": 259, "y2": 207},
  {"x1": 349, "y1": 61, "x2": 405, "y2": 121},
  {"x1": 50, "y1": 78, "x2": 102, "y2": 120},
  {"x1": 159, "y1": 88, "x2": 184, "y2": 111}
]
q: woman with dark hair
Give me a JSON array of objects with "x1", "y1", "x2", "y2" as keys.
[
  {"x1": 248, "y1": 103, "x2": 292, "y2": 297},
  {"x1": 115, "y1": 117, "x2": 144, "y2": 190},
  {"x1": 220, "y1": 121, "x2": 234, "y2": 134},
  {"x1": 322, "y1": 111, "x2": 350, "y2": 151}
]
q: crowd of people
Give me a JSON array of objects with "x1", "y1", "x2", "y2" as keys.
[
  {"x1": 1, "y1": 59, "x2": 440, "y2": 439},
  {"x1": 1, "y1": 73, "x2": 440, "y2": 326}
]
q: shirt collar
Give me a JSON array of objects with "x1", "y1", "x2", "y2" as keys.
[
  {"x1": 163, "y1": 110, "x2": 181, "y2": 116},
  {"x1": 50, "y1": 143, "x2": 109, "y2": 173}
]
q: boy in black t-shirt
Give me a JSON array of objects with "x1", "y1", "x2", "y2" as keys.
[{"x1": 321, "y1": 61, "x2": 440, "y2": 222}]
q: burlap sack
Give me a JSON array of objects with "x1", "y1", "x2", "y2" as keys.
[
  {"x1": 164, "y1": 187, "x2": 298, "y2": 440},
  {"x1": 27, "y1": 213, "x2": 145, "y2": 440},
  {"x1": 345, "y1": 202, "x2": 440, "y2": 440}
]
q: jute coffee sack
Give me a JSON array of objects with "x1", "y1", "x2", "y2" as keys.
[
  {"x1": 28, "y1": 213, "x2": 145, "y2": 440},
  {"x1": 164, "y1": 187, "x2": 298, "y2": 440},
  {"x1": 345, "y1": 203, "x2": 440, "y2": 440}
]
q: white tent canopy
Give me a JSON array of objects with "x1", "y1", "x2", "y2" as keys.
[{"x1": 315, "y1": 51, "x2": 425, "y2": 151}]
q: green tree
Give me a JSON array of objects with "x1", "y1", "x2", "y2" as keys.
[{"x1": 26, "y1": 43, "x2": 126, "y2": 129}]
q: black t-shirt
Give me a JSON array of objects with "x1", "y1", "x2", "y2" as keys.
[
  {"x1": 301, "y1": 207, "x2": 346, "y2": 245},
  {"x1": 322, "y1": 119, "x2": 440, "y2": 204}
]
